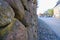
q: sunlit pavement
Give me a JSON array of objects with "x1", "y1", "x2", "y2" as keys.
[{"x1": 38, "y1": 17, "x2": 60, "y2": 40}]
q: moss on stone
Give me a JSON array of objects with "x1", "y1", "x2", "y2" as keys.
[{"x1": 0, "y1": 18, "x2": 16, "y2": 37}]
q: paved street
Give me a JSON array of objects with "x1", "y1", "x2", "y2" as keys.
[{"x1": 38, "y1": 17, "x2": 60, "y2": 40}]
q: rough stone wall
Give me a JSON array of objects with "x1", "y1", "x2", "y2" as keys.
[{"x1": 0, "y1": 0, "x2": 38, "y2": 40}]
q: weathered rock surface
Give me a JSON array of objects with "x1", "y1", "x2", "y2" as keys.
[
  {"x1": 21, "y1": 0, "x2": 29, "y2": 11},
  {"x1": 4, "y1": 0, "x2": 25, "y2": 21},
  {"x1": 0, "y1": 18, "x2": 28, "y2": 40},
  {"x1": 0, "y1": 0, "x2": 38, "y2": 40},
  {"x1": 26, "y1": 0, "x2": 37, "y2": 40},
  {"x1": 0, "y1": 0, "x2": 15, "y2": 27}
]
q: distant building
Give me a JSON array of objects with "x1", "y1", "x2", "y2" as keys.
[{"x1": 53, "y1": 0, "x2": 60, "y2": 19}]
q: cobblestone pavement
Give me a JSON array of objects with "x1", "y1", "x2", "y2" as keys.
[{"x1": 38, "y1": 17, "x2": 60, "y2": 40}]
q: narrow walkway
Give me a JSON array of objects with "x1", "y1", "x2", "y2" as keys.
[{"x1": 38, "y1": 17, "x2": 60, "y2": 40}]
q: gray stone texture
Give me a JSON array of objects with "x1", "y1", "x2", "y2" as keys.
[{"x1": 0, "y1": 0, "x2": 38, "y2": 40}]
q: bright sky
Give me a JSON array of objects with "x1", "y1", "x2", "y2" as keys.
[{"x1": 37, "y1": 0, "x2": 58, "y2": 14}]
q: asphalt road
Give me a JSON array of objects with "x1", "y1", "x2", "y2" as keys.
[{"x1": 38, "y1": 17, "x2": 60, "y2": 40}]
